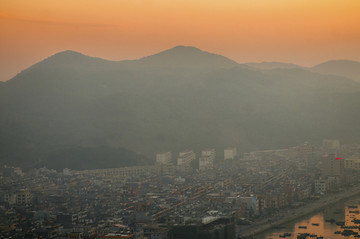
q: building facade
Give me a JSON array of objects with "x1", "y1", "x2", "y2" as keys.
[
  {"x1": 344, "y1": 158, "x2": 360, "y2": 170},
  {"x1": 156, "y1": 152, "x2": 172, "y2": 165},
  {"x1": 321, "y1": 154, "x2": 344, "y2": 179},
  {"x1": 177, "y1": 151, "x2": 196, "y2": 166},
  {"x1": 224, "y1": 147, "x2": 237, "y2": 160}
]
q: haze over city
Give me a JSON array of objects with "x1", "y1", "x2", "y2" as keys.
[{"x1": 1, "y1": 0, "x2": 360, "y2": 81}]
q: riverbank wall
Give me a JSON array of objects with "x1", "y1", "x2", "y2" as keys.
[{"x1": 240, "y1": 186, "x2": 360, "y2": 238}]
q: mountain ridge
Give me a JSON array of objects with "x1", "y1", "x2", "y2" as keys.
[
  {"x1": 137, "y1": 45, "x2": 239, "y2": 69},
  {"x1": 4, "y1": 47, "x2": 359, "y2": 82},
  {"x1": 1, "y1": 46, "x2": 360, "y2": 170},
  {"x1": 245, "y1": 61, "x2": 303, "y2": 70},
  {"x1": 32, "y1": 50, "x2": 113, "y2": 68},
  {"x1": 310, "y1": 59, "x2": 360, "y2": 82}
]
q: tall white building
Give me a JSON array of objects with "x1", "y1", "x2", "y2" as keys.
[
  {"x1": 199, "y1": 149, "x2": 215, "y2": 171},
  {"x1": 199, "y1": 156, "x2": 214, "y2": 171},
  {"x1": 201, "y1": 149, "x2": 216, "y2": 160},
  {"x1": 224, "y1": 147, "x2": 237, "y2": 160},
  {"x1": 156, "y1": 152, "x2": 172, "y2": 165},
  {"x1": 177, "y1": 150, "x2": 196, "y2": 166}
]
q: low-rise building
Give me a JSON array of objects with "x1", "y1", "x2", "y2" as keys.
[
  {"x1": 315, "y1": 179, "x2": 328, "y2": 194},
  {"x1": 345, "y1": 158, "x2": 360, "y2": 169}
]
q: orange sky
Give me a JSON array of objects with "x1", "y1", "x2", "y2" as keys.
[{"x1": 1, "y1": 0, "x2": 360, "y2": 81}]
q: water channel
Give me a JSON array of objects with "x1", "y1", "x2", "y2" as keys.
[{"x1": 255, "y1": 195, "x2": 360, "y2": 239}]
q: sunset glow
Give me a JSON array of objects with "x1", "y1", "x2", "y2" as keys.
[{"x1": 1, "y1": 0, "x2": 360, "y2": 81}]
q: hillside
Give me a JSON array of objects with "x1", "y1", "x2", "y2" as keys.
[
  {"x1": 1, "y1": 46, "x2": 360, "y2": 170},
  {"x1": 138, "y1": 45, "x2": 239, "y2": 69},
  {"x1": 245, "y1": 62, "x2": 302, "y2": 70},
  {"x1": 310, "y1": 60, "x2": 360, "y2": 82}
]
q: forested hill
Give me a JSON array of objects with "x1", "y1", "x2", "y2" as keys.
[{"x1": 1, "y1": 46, "x2": 360, "y2": 170}]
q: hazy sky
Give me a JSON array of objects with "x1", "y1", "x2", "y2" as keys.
[{"x1": 1, "y1": 0, "x2": 360, "y2": 81}]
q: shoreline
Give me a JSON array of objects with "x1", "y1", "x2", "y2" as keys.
[{"x1": 239, "y1": 185, "x2": 360, "y2": 238}]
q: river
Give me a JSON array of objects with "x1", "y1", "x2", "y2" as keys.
[{"x1": 255, "y1": 195, "x2": 360, "y2": 239}]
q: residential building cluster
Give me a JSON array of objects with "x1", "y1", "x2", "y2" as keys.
[{"x1": 1, "y1": 141, "x2": 360, "y2": 238}]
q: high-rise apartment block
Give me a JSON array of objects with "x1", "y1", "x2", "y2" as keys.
[
  {"x1": 224, "y1": 147, "x2": 237, "y2": 160},
  {"x1": 201, "y1": 149, "x2": 216, "y2": 159},
  {"x1": 199, "y1": 149, "x2": 215, "y2": 171},
  {"x1": 199, "y1": 157, "x2": 214, "y2": 171},
  {"x1": 177, "y1": 150, "x2": 196, "y2": 166},
  {"x1": 156, "y1": 152, "x2": 172, "y2": 165},
  {"x1": 321, "y1": 154, "x2": 344, "y2": 179}
]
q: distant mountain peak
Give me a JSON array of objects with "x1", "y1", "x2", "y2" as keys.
[
  {"x1": 311, "y1": 59, "x2": 360, "y2": 82},
  {"x1": 137, "y1": 45, "x2": 238, "y2": 69},
  {"x1": 45, "y1": 50, "x2": 102, "y2": 62},
  {"x1": 166, "y1": 45, "x2": 202, "y2": 52},
  {"x1": 51, "y1": 50, "x2": 85, "y2": 57},
  {"x1": 172, "y1": 45, "x2": 197, "y2": 49},
  {"x1": 313, "y1": 59, "x2": 360, "y2": 67},
  {"x1": 27, "y1": 50, "x2": 112, "y2": 71},
  {"x1": 144, "y1": 45, "x2": 217, "y2": 58}
]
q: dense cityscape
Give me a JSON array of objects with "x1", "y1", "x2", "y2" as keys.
[{"x1": 1, "y1": 139, "x2": 360, "y2": 239}]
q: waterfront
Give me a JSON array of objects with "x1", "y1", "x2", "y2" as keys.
[{"x1": 255, "y1": 194, "x2": 360, "y2": 239}]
